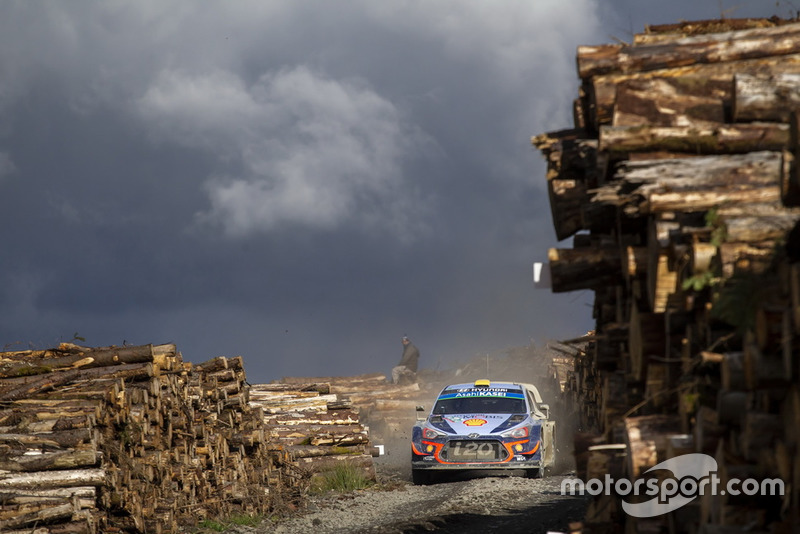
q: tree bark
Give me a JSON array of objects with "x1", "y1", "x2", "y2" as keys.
[
  {"x1": 0, "y1": 468, "x2": 106, "y2": 489},
  {"x1": 597, "y1": 151, "x2": 784, "y2": 216},
  {"x1": 589, "y1": 53, "x2": 800, "y2": 128},
  {"x1": 612, "y1": 76, "x2": 729, "y2": 127},
  {"x1": 733, "y1": 73, "x2": 800, "y2": 122},
  {"x1": 532, "y1": 129, "x2": 599, "y2": 239},
  {"x1": 548, "y1": 247, "x2": 623, "y2": 293},
  {"x1": 599, "y1": 123, "x2": 789, "y2": 156},
  {"x1": 577, "y1": 23, "x2": 800, "y2": 79},
  {"x1": 0, "y1": 450, "x2": 100, "y2": 473},
  {"x1": 623, "y1": 414, "x2": 682, "y2": 478}
]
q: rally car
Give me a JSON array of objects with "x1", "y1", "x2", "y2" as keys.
[{"x1": 411, "y1": 379, "x2": 555, "y2": 484}]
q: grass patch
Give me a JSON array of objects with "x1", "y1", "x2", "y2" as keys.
[
  {"x1": 311, "y1": 464, "x2": 374, "y2": 494},
  {"x1": 194, "y1": 514, "x2": 263, "y2": 532},
  {"x1": 228, "y1": 514, "x2": 262, "y2": 527},
  {"x1": 197, "y1": 519, "x2": 226, "y2": 532}
]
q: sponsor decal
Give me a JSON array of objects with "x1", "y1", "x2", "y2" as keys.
[
  {"x1": 445, "y1": 414, "x2": 504, "y2": 423},
  {"x1": 462, "y1": 418, "x2": 488, "y2": 427},
  {"x1": 438, "y1": 390, "x2": 525, "y2": 400}
]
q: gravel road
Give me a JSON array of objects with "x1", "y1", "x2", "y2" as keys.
[{"x1": 265, "y1": 467, "x2": 588, "y2": 534}]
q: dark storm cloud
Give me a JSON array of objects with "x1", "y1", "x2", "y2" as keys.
[{"x1": 0, "y1": 0, "x2": 787, "y2": 381}]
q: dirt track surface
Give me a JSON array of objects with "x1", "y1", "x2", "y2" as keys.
[{"x1": 266, "y1": 467, "x2": 587, "y2": 534}]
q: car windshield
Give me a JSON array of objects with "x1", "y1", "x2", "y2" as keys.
[{"x1": 432, "y1": 395, "x2": 526, "y2": 414}]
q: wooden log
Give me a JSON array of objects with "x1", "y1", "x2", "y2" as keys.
[
  {"x1": 623, "y1": 414, "x2": 682, "y2": 478},
  {"x1": 628, "y1": 305, "x2": 665, "y2": 382},
  {"x1": 195, "y1": 356, "x2": 229, "y2": 374},
  {"x1": 719, "y1": 212, "x2": 800, "y2": 243},
  {"x1": 268, "y1": 423, "x2": 367, "y2": 446},
  {"x1": 718, "y1": 241, "x2": 776, "y2": 278},
  {"x1": 600, "y1": 151, "x2": 784, "y2": 217},
  {"x1": 266, "y1": 410, "x2": 361, "y2": 426},
  {"x1": 721, "y1": 352, "x2": 746, "y2": 391},
  {"x1": 0, "y1": 502, "x2": 76, "y2": 531},
  {"x1": 787, "y1": 111, "x2": 800, "y2": 207},
  {"x1": 548, "y1": 247, "x2": 623, "y2": 293},
  {"x1": 694, "y1": 406, "x2": 723, "y2": 454},
  {"x1": 0, "y1": 343, "x2": 173, "y2": 366},
  {"x1": 634, "y1": 19, "x2": 788, "y2": 47},
  {"x1": 645, "y1": 217, "x2": 680, "y2": 313},
  {"x1": 666, "y1": 433, "x2": 694, "y2": 459},
  {"x1": 0, "y1": 468, "x2": 105, "y2": 489},
  {"x1": 531, "y1": 129, "x2": 599, "y2": 239},
  {"x1": 0, "y1": 362, "x2": 157, "y2": 401},
  {"x1": 716, "y1": 390, "x2": 748, "y2": 426},
  {"x1": 577, "y1": 23, "x2": 800, "y2": 79},
  {"x1": 309, "y1": 433, "x2": 369, "y2": 447},
  {"x1": 791, "y1": 263, "x2": 800, "y2": 331},
  {"x1": 733, "y1": 73, "x2": 800, "y2": 122},
  {"x1": 623, "y1": 246, "x2": 648, "y2": 282},
  {"x1": 599, "y1": 123, "x2": 789, "y2": 156},
  {"x1": 0, "y1": 449, "x2": 100, "y2": 472},
  {"x1": 783, "y1": 388, "x2": 800, "y2": 448},
  {"x1": 740, "y1": 411, "x2": 784, "y2": 461},
  {"x1": 278, "y1": 372, "x2": 386, "y2": 385},
  {"x1": 644, "y1": 361, "x2": 672, "y2": 409},
  {"x1": 590, "y1": 53, "x2": 800, "y2": 128},
  {"x1": 288, "y1": 444, "x2": 366, "y2": 459},
  {"x1": 586, "y1": 444, "x2": 627, "y2": 481},
  {"x1": 0, "y1": 428, "x2": 96, "y2": 450},
  {"x1": 0, "y1": 486, "x2": 96, "y2": 505},
  {"x1": 250, "y1": 393, "x2": 338, "y2": 413},
  {"x1": 611, "y1": 76, "x2": 729, "y2": 127},
  {"x1": 743, "y1": 331, "x2": 787, "y2": 390}
]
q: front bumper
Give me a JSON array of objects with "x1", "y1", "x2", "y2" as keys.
[{"x1": 411, "y1": 437, "x2": 542, "y2": 470}]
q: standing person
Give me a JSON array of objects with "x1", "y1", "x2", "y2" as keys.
[{"x1": 392, "y1": 336, "x2": 420, "y2": 384}]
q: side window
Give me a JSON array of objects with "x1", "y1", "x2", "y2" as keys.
[{"x1": 525, "y1": 390, "x2": 537, "y2": 413}]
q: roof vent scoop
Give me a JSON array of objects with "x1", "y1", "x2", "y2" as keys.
[{"x1": 474, "y1": 379, "x2": 491, "y2": 387}]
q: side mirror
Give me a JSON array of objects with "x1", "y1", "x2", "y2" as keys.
[
  {"x1": 416, "y1": 405, "x2": 425, "y2": 412},
  {"x1": 539, "y1": 404, "x2": 550, "y2": 417},
  {"x1": 415, "y1": 405, "x2": 426, "y2": 421}
]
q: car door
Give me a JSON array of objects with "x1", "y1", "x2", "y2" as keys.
[{"x1": 525, "y1": 387, "x2": 556, "y2": 468}]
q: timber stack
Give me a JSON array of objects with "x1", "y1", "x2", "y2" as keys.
[
  {"x1": 0, "y1": 343, "x2": 375, "y2": 533},
  {"x1": 533, "y1": 16, "x2": 800, "y2": 533},
  {"x1": 249, "y1": 375, "x2": 380, "y2": 484},
  {"x1": 272, "y1": 372, "x2": 430, "y2": 462}
]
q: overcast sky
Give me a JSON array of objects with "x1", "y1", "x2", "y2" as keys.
[{"x1": 0, "y1": 1, "x2": 788, "y2": 383}]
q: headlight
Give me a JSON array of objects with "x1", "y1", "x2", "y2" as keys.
[
  {"x1": 423, "y1": 427, "x2": 445, "y2": 439},
  {"x1": 502, "y1": 426, "x2": 529, "y2": 439}
]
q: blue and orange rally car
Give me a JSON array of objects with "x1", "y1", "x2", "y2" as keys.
[{"x1": 411, "y1": 379, "x2": 555, "y2": 484}]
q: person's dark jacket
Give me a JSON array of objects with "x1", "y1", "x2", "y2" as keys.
[{"x1": 399, "y1": 343, "x2": 420, "y2": 372}]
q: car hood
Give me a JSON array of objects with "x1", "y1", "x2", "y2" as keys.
[{"x1": 433, "y1": 413, "x2": 521, "y2": 435}]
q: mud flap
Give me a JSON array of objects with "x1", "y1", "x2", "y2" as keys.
[{"x1": 542, "y1": 421, "x2": 556, "y2": 468}]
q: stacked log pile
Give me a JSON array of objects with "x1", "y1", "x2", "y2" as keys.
[
  {"x1": 249, "y1": 378, "x2": 378, "y2": 484},
  {"x1": 0, "y1": 344, "x2": 303, "y2": 533},
  {"x1": 272, "y1": 373, "x2": 431, "y2": 458},
  {"x1": 533, "y1": 17, "x2": 800, "y2": 533}
]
